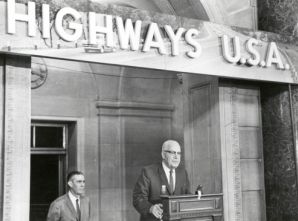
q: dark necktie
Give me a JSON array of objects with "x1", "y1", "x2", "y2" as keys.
[
  {"x1": 169, "y1": 169, "x2": 174, "y2": 195},
  {"x1": 76, "y1": 198, "x2": 81, "y2": 221}
]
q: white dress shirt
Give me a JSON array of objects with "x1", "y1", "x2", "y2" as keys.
[
  {"x1": 68, "y1": 191, "x2": 80, "y2": 211},
  {"x1": 162, "y1": 162, "x2": 176, "y2": 190}
]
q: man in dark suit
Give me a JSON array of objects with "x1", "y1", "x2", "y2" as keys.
[
  {"x1": 133, "y1": 140, "x2": 191, "y2": 221},
  {"x1": 47, "y1": 171, "x2": 91, "y2": 221}
]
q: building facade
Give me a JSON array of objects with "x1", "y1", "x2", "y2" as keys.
[{"x1": 1, "y1": 0, "x2": 298, "y2": 221}]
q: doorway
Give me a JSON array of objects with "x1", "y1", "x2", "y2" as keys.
[{"x1": 29, "y1": 122, "x2": 68, "y2": 221}]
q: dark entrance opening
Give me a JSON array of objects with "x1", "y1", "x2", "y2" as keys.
[
  {"x1": 30, "y1": 155, "x2": 65, "y2": 221},
  {"x1": 29, "y1": 122, "x2": 68, "y2": 221}
]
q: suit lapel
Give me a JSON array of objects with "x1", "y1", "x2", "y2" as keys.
[
  {"x1": 174, "y1": 168, "x2": 182, "y2": 195},
  {"x1": 158, "y1": 165, "x2": 184, "y2": 195},
  {"x1": 66, "y1": 194, "x2": 79, "y2": 221},
  {"x1": 80, "y1": 196, "x2": 87, "y2": 221},
  {"x1": 158, "y1": 164, "x2": 171, "y2": 195}
]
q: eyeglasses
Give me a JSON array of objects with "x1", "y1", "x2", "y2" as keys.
[{"x1": 164, "y1": 150, "x2": 181, "y2": 156}]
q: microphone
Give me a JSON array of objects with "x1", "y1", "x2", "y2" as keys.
[{"x1": 195, "y1": 185, "x2": 203, "y2": 199}]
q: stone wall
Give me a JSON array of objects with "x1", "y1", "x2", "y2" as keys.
[
  {"x1": 261, "y1": 84, "x2": 298, "y2": 221},
  {"x1": 32, "y1": 58, "x2": 185, "y2": 221}
]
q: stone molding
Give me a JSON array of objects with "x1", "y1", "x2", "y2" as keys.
[
  {"x1": 219, "y1": 86, "x2": 243, "y2": 221},
  {"x1": 96, "y1": 100, "x2": 174, "y2": 118}
]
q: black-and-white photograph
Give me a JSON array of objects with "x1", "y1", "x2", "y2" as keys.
[{"x1": 1, "y1": 0, "x2": 298, "y2": 221}]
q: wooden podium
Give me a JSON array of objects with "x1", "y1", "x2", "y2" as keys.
[{"x1": 161, "y1": 194, "x2": 223, "y2": 221}]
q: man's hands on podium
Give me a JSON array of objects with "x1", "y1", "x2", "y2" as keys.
[{"x1": 150, "y1": 204, "x2": 163, "y2": 219}]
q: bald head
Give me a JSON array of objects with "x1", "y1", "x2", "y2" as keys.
[{"x1": 161, "y1": 140, "x2": 181, "y2": 169}]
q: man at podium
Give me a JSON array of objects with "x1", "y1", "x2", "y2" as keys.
[{"x1": 133, "y1": 140, "x2": 191, "y2": 221}]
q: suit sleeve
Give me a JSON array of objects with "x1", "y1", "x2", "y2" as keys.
[
  {"x1": 47, "y1": 201, "x2": 61, "y2": 221},
  {"x1": 88, "y1": 198, "x2": 91, "y2": 221},
  {"x1": 133, "y1": 168, "x2": 153, "y2": 216}
]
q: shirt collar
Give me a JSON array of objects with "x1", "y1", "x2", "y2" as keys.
[
  {"x1": 68, "y1": 191, "x2": 80, "y2": 201},
  {"x1": 162, "y1": 161, "x2": 175, "y2": 174}
]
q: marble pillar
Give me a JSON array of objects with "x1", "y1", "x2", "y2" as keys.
[
  {"x1": 258, "y1": 0, "x2": 298, "y2": 37},
  {"x1": 0, "y1": 54, "x2": 31, "y2": 221},
  {"x1": 261, "y1": 84, "x2": 298, "y2": 221}
]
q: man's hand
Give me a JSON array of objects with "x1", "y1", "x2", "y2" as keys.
[{"x1": 149, "y1": 204, "x2": 163, "y2": 219}]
